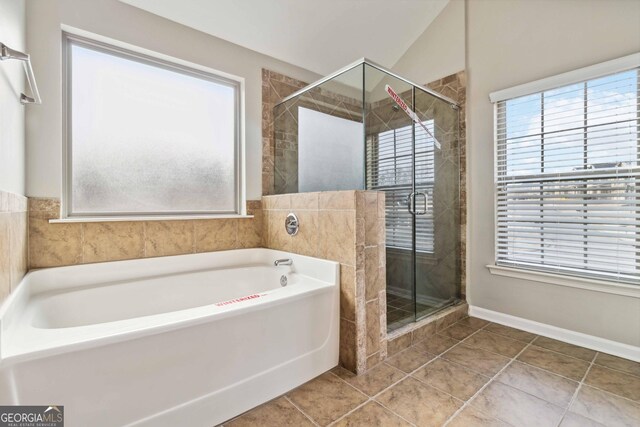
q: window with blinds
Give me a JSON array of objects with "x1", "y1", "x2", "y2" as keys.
[
  {"x1": 367, "y1": 121, "x2": 435, "y2": 252},
  {"x1": 495, "y1": 68, "x2": 639, "y2": 284}
]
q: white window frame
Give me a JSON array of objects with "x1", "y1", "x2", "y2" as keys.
[
  {"x1": 488, "y1": 53, "x2": 640, "y2": 294},
  {"x1": 60, "y1": 30, "x2": 246, "y2": 221}
]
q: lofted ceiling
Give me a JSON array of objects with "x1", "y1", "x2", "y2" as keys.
[{"x1": 119, "y1": 0, "x2": 449, "y2": 76}]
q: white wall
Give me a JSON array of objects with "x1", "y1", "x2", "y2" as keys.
[
  {"x1": 25, "y1": 0, "x2": 320, "y2": 201},
  {"x1": 466, "y1": 0, "x2": 640, "y2": 346},
  {"x1": 391, "y1": 0, "x2": 465, "y2": 85},
  {"x1": 0, "y1": 0, "x2": 26, "y2": 195}
]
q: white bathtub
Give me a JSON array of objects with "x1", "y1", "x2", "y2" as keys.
[{"x1": 0, "y1": 248, "x2": 340, "y2": 426}]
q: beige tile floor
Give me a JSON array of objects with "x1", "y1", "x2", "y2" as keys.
[{"x1": 221, "y1": 317, "x2": 640, "y2": 427}]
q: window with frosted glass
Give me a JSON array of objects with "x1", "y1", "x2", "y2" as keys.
[
  {"x1": 495, "y1": 68, "x2": 639, "y2": 284},
  {"x1": 65, "y1": 35, "x2": 241, "y2": 216}
]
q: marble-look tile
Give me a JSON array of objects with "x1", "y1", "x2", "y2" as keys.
[
  {"x1": 9, "y1": 212, "x2": 27, "y2": 290},
  {"x1": 345, "y1": 363, "x2": 405, "y2": 396},
  {"x1": 144, "y1": 221, "x2": 194, "y2": 257},
  {"x1": 28, "y1": 216, "x2": 83, "y2": 268},
  {"x1": 471, "y1": 381, "x2": 565, "y2": 427},
  {"x1": 237, "y1": 216, "x2": 262, "y2": 248},
  {"x1": 366, "y1": 352, "x2": 383, "y2": 371},
  {"x1": 456, "y1": 316, "x2": 489, "y2": 330},
  {"x1": 286, "y1": 372, "x2": 367, "y2": 426},
  {"x1": 340, "y1": 319, "x2": 358, "y2": 373},
  {"x1": 594, "y1": 353, "x2": 640, "y2": 377},
  {"x1": 559, "y1": 412, "x2": 607, "y2": 427},
  {"x1": 364, "y1": 246, "x2": 379, "y2": 300},
  {"x1": 291, "y1": 210, "x2": 319, "y2": 257},
  {"x1": 464, "y1": 330, "x2": 528, "y2": 358},
  {"x1": 366, "y1": 300, "x2": 381, "y2": 356},
  {"x1": 364, "y1": 193, "x2": 379, "y2": 246},
  {"x1": 376, "y1": 376, "x2": 462, "y2": 427},
  {"x1": 447, "y1": 405, "x2": 511, "y2": 427},
  {"x1": 340, "y1": 265, "x2": 356, "y2": 321},
  {"x1": 387, "y1": 334, "x2": 412, "y2": 357},
  {"x1": 440, "y1": 323, "x2": 476, "y2": 341},
  {"x1": 82, "y1": 222, "x2": 144, "y2": 263},
  {"x1": 533, "y1": 336, "x2": 596, "y2": 362},
  {"x1": 226, "y1": 396, "x2": 313, "y2": 426},
  {"x1": 570, "y1": 385, "x2": 640, "y2": 427},
  {"x1": 412, "y1": 358, "x2": 490, "y2": 401},
  {"x1": 333, "y1": 401, "x2": 410, "y2": 427},
  {"x1": 319, "y1": 191, "x2": 356, "y2": 210},
  {"x1": 484, "y1": 323, "x2": 537, "y2": 343},
  {"x1": 412, "y1": 334, "x2": 459, "y2": 355},
  {"x1": 584, "y1": 364, "x2": 640, "y2": 401},
  {"x1": 291, "y1": 192, "x2": 319, "y2": 210},
  {"x1": 319, "y1": 210, "x2": 355, "y2": 266},
  {"x1": 386, "y1": 347, "x2": 436, "y2": 373},
  {"x1": 412, "y1": 322, "x2": 436, "y2": 343},
  {"x1": 518, "y1": 346, "x2": 590, "y2": 381},
  {"x1": 267, "y1": 210, "x2": 291, "y2": 251},
  {"x1": 263, "y1": 194, "x2": 291, "y2": 210},
  {"x1": 0, "y1": 214, "x2": 11, "y2": 302},
  {"x1": 496, "y1": 361, "x2": 578, "y2": 407},
  {"x1": 28, "y1": 197, "x2": 60, "y2": 213},
  {"x1": 442, "y1": 344, "x2": 510, "y2": 377}
]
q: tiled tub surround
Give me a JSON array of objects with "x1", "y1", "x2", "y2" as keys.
[
  {"x1": 223, "y1": 316, "x2": 640, "y2": 427},
  {"x1": 0, "y1": 190, "x2": 28, "y2": 303},
  {"x1": 27, "y1": 198, "x2": 263, "y2": 268},
  {"x1": 262, "y1": 191, "x2": 386, "y2": 374}
]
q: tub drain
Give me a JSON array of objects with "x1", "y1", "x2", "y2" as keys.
[{"x1": 280, "y1": 275, "x2": 288, "y2": 287}]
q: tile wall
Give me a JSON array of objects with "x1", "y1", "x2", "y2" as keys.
[
  {"x1": 0, "y1": 190, "x2": 28, "y2": 303},
  {"x1": 27, "y1": 199, "x2": 263, "y2": 268},
  {"x1": 262, "y1": 190, "x2": 386, "y2": 374}
]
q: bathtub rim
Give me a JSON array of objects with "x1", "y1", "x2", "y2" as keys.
[{"x1": 0, "y1": 249, "x2": 339, "y2": 367}]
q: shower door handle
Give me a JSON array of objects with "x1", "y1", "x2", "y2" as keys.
[
  {"x1": 407, "y1": 192, "x2": 416, "y2": 214},
  {"x1": 415, "y1": 192, "x2": 428, "y2": 215},
  {"x1": 408, "y1": 192, "x2": 428, "y2": 216}
]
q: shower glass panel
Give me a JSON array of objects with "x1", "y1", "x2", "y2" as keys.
[{"x1": 273, "y1": 60, "x2": 460, "y2": 333}]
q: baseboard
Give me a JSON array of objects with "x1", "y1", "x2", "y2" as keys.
[{"x1": 469, "y1": 305, "x2": 640, "y2": 362}]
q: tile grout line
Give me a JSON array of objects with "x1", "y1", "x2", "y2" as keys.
[
  {"x1": 282, "y1": 395, "x2": 321, "y2": 427},
  {"x1": 555, "y1": 350, "x2": 598, "y2": 426},
  {"x1": 442, "y1": 337, "x2": 537, "y2": 427},
  {"x1": 327, "y1": 321, "x2": 487, "y2": 426}
]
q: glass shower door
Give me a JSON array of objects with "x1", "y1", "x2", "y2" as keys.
[
  {"x1": 364, "y1": 65, "x2": 417, "y2": 331},
  {"x1": 414, "y1": 87, "x2": 460, "y2": 320}
]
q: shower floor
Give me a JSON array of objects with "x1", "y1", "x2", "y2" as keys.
[{"x1": 386, "y1": 292, "x2": 434, "y2": 332}]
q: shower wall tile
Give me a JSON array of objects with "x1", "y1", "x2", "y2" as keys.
[
  {"x1": 0, "y1": 191, "x2": 29, "y2": 304},
  {"x1": 262, "y1": 190, "x2": 386, "y2": 374},
  {"x1": 261, "y1": 69, "x2": 308, "y2": 196},
  {"x1": 27, "y1": 198, "x2": 263, "y2": 269}
]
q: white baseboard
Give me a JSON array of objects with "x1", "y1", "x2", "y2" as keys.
[{"x1": 469, "y1": 305, "x2": 640, "y2": 362}]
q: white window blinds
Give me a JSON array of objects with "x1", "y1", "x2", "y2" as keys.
[
  {"x1": 495, "y1": 67, "x2": 640, "y2": 284},
  {"x1": 367, "y1": 122, "x2": 435, "y2": 252}
]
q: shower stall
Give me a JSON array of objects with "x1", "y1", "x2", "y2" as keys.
[{"x1": 273, "y1": 59, "x2": 461, "y2": 332}]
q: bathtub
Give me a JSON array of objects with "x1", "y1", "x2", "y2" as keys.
[{"x1": 0, "y1": 248, "x2": 340, "y2": 426}]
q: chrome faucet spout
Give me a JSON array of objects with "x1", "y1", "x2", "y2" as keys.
[{"x1": 274, "y1": 258, "x2": 293, "y2": 266}]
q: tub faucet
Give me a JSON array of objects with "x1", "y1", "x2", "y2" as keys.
[{"x1": 274, "y1": 258, "x2": 293, "y2": 266}]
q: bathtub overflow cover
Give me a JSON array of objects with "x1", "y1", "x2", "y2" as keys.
[
  {"x1": 280, "y1": 275, "x2": 288, "y2": 287},
  {"x1": 285, "y1": 213, "x2": 299, "y2": 236}
]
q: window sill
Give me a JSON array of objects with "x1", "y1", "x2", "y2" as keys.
[
  {"x1": 49, "y1": 214, "x2": 254, "y2": 224},
  {"x1": 486, "y1": 264, "x2": 640, "y2": 298}
]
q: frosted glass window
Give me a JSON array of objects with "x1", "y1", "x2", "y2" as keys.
[{"x1": 65, "y1": 36, "x2": 241, "y2": 216}]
